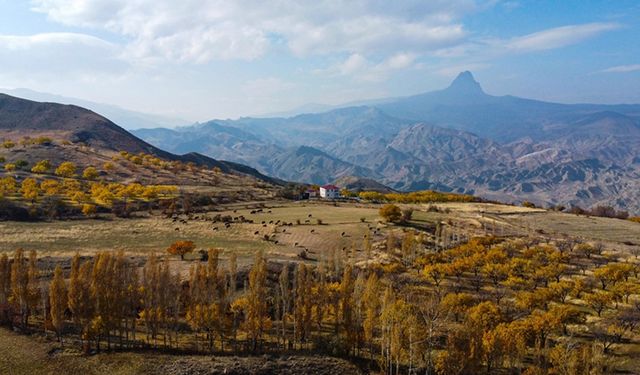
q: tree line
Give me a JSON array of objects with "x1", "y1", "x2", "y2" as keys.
[{"x1": 1, "y1": 234, "x2": 640, "y2": 374}]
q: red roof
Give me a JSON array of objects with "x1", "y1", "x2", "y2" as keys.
[{"x1": 321, "y1": 184, "x2": 339, "y2": 190}]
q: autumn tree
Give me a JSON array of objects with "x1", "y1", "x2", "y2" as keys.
[
  {"x1": 244, "y1": 250, "x2": 271, "y2": 351},
  {"x1": 0, "y1": 176, "x2": 17, "y2": 197},
  {"x1": 82, "y1": 166, "x2": 99, "y2": 180},
  {"x1": 49, "y1": 265, "x2": 67, "y2": 344},
  {"x1": 379, "y1": 204, "x2": 402, "y2": 223},
  {"x1": 20, "y1": 178, "x2": 40, "y2": 203},
  {"x1": 10, "y1": 249, "x2": 30, "y2": 328},
  {"x1": 0, "y1": 254, "x2": 11, "y2": 324},
  {"x1": 31, "y1": 159, "x2": 51, "y2": 174},
  {"x1": 55, "y1": 162, "x2": 77, "y2": 178},
  {"x1": 167, "y1": 240, "x2": 195, "y2": 260}
]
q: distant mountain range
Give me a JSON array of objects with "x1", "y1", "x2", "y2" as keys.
[{"x1": 134, "y1": 72, "x2": 640, "y2": 212}]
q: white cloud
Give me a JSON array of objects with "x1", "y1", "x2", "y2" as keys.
[
  {"x1": 318, "y1": 52, "x2": 418, "y2": 82},
  {"x1": 0, "y1": 32, "x2": 126, "y2": 83},
  {"x1": 433, "y1": 22, "x2": 621, "y2": 59},
  {"x1": 599, "y1": 64, "x2": 640, "y2": 73},
  {"x1": 30, "y1": 0, "x2": 478, "y2": 63},
  {"x1": 504, "y1": 22, "x2": 620, "y2": 52}
]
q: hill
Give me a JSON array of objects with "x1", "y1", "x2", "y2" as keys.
[{"x1": 0, "y1": 93, "x2": 281, "y2": 185}]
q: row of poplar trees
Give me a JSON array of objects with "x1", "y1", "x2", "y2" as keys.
[{"x1": 0, "y1": 247, "x2": 413, "y2": 368}]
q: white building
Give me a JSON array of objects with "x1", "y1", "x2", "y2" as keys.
[{"x1": 319, "y1": 184, "x2": 340, "y2": 199}]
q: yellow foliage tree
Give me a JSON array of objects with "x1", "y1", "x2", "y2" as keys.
[
  {"x1": 31, "y1": 159, "x2": 51, "y2": 174},
  {"x1": 55, "y1": 162, "x2": 77, "y2": 178},
  {"x1": 82, "y1": 166, "x2": 99, "y2": 180}
]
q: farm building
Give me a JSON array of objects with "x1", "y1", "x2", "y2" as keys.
[{"x1": 319, "y1": 184, "x2": 340, "y2": 199}]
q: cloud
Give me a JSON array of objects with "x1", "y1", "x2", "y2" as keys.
[
  {"x1": 318, "y1": 52, "x2": 418, "y2": 82},
  {"x1": 30, "y1": 0, "x2": 480, "y2": 63},
  {"x1": 599, "y1": 64, "x2": 640, "y2": 73},
  {"x1": 0, "y1": 32, "x2": 126, "y2": 83},
  {"x1": 433, "y1": 22, "x2": 621, "y2": 59},
  {"x1": 504, "y1": 22, "x2": 621, "y2": 52}
]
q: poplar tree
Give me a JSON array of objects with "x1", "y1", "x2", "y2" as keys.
[
  {"x1": 49, "y1": 265, "x2": 67, "y2": 344},
  {"x1": 278, "y1": 264, "x2": 291, "y2": 349},
  {"x1": 245, "y1": 250, "x2": 270, "y2": 352},
  {"x1": 363, "y1": 272, "x2": 380, "y2": 359},
  {"x1": 0, "y1": 254, "x2": 10, "y2": 324},
  {"x1": 10, "y1": 249, "x2": 29, "y2": 328},
  {"x1": 340, "y1": 264, "x2": 355, "y2": 353}
]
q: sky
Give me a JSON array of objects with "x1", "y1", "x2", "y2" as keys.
[{"x1": 0, "y1": 0, "x2": 638, "y2": 122}]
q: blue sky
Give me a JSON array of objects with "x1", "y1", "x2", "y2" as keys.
[{"x1": 0, "y1": 0, "x2": 638, "y2": 121}]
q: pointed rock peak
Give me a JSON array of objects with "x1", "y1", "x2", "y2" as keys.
[{"x1": 446, "y1": 71, "x2": 484, "y2": 95}]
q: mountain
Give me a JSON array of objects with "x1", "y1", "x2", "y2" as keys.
[
  {"x1": 0, "y1": 88, "x2": 188, "y2": 130},
  {"x1": 0, "y1": 93, "x2": 280, "y2": 185},
  {"x1": 377, "y1": 71, "x2": 640, "y2": 142},
  {"x1": 131, "y1": 72, "x2": 640, "y2": 213}
]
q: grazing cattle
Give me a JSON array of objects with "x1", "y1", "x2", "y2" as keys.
[
  {"x1": 268, "y1": 210, "x2": 272, "y2": 213},
  {"x1": 308, "y1": 214, "x2": 312, "y2": 218},
  {"x1": 310, "y1": 229, "x2": 315, "y2": 233},
  {"x1": 304, "y1": 219, "x2": 310, "y2": 224},
  {"x1": 341, "y1": 232, "x2": 345, "y2": 236},
  {"x1": 282, "y1": 229, "x2": 286, "y2": 233},
  {"x1": 269, "y1": 221, "x2": 273, "y2": 224},
  {"x1": 294, "y1": 242, "x2": 299, "y2": 246},
  {"x1": 262, "y1": 221, "x2": 266, "y2": 225},
  {"x1": 254, "y1": 231, "x2": 259, "y2": 235},
  {"x1": 175, "y1": 228, "x2": 180, "y2": 231},
  {"x1": 233, "y1": 210, "x2": 237, "y2": 213},
  {"x1": 274, "y1": 240, "x2": 279, "y2": 244},
  {"x1": 263, "y1": 224, "x2": 267, "y2": 228},
  {"x1": 213, "y1": 227, "x2": 218, "y2": 231}
]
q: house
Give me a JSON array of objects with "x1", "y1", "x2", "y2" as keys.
[
  {"x1": 319, "y1": 184, "x2": 340, "y2": 199},
  {"x1": 301, "y1": 188, "x2": 318, "y2": 200}
]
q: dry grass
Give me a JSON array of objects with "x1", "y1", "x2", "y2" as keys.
[
  {"x1": 0, "y1": 329, "x2": 162, "y2": 375},
  {"x1": 1, "y1": 201, "x2": 638, "y2": 264}
]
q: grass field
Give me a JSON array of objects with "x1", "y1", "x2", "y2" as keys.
[{"x1": 2, "y1": 201, "x2": 639, "y2": 262}]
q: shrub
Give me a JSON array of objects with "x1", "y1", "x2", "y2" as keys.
[
  {"x1": 14, "y1": 160, "x2": 28, "y2": 169},
  {"x1": 55, "y1": 162, "x2": 77, "y2": 178},
  {"x1": 82, "y1": 166, "x2": 99, "y2": 180},
  {"x1": 522, "y1": 201, "x2": 536, "y2": 208},
  {"x1": 4, "y1": 163, "x2": 16, "y2": 172},
  {"x1": 2, "y1": 140, "x2": 15, "y2": 149},
  {"x1": 402, "y1": 208, "x2": 414, "y2": 222},
  {"x1": 31, "y1": 160, "x2": 51, "y2": 174},
  {"x1": 379, "y1": 204, "x2": 402, "y2": 223},
  {"x1": 167, "y1": 240, "x2": 196, "y2": 260}
]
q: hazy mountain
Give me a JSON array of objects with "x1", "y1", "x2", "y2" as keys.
[
  {"x1": 134, "y1": 72, "x2": 640, "y2": 212},
  {"x1": 0, "y1": 88, "x2": 188, "y2": 130},
  {"x1": 378, "y1": 71, "x2": 640, "y2": 142}
]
